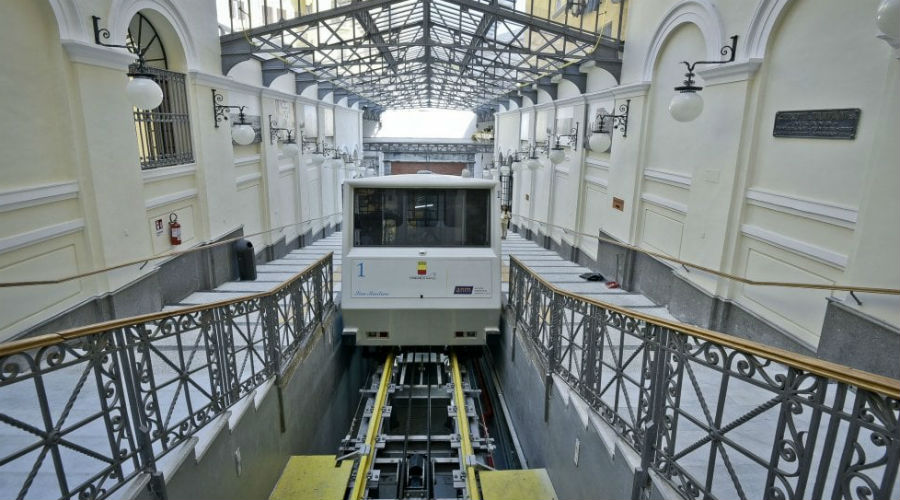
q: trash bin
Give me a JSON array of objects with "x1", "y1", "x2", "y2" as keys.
[{"x1": 233, "y1": 239, "x2": 257, "y2": 281}]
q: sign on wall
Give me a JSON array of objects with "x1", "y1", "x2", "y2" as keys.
[{"x1": 773, "y1": 108, "x2": 861, "y2": 139}]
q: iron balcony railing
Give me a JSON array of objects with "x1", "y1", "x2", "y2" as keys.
[
  {"x1": 508, "y1": 256, "x2": 899, "y2": 500},
  {"x1": 0, "y1": 253, "x2": 334, "y2": 500}
]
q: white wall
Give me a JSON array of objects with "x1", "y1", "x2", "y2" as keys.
[
  {"x1": 0, "y1": 0, "x2": 361, "y2": 341},
  {"x1": 495, "y1": 0, "x2": 900, "y2": 348}
]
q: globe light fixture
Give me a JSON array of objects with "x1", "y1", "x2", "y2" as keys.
[
  {"x1": 499, "y1": 165, "x2": 510, "y2": 176},
  {"x1": 548, "y1": 147, "x2": 566, "y2": 165},
  {"x1": 92, "y1": 16, "x2": 164, "y2": 110},
  {"x1": 310, "y1": 153, "x2": 326, "y2": 166},
  {"x1": 589, "y1": 132, "x2": 612, "y2": 152},
  {"x1": 526, "y1": 157, "x2": 541, "y2": 170},
  {"x1": 511, "y1": 160, "x2": 522, "y2": 171},
  {"x1": 126, "y1": 77, "x2": 163, "y2": 109},
  {"x1": 588, "y1": 100, "x2": 630, "y2": 151},
  {"x1": 232, "y1": 123, "x2": 255, "y2": 146},
  {"x1": 212, "y1": 90, "x2": 257, "y2": 145},
  {"x1": 877, "y1": 0, "x2": 900, "y2": 38},
  {"x1": 669, "y1": 35, "x2": 738, "y2": 122}
]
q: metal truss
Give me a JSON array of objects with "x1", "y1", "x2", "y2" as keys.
[
  {"x1": 364, "y1": 141, "x2": 493, "y2": 154},
  {"x1": 220, "y1": 0, "x2": 624, "y2": 114}
]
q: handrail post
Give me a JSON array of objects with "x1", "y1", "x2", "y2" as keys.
[
  {"x1": 544, "y1": 291, "x2": 563, "y2": 422},
  {"x1": 631, "y1": 324, "x2": 669, "y2": 500},
  {"x1": 581, "y1": 303, "x2": 601, "y2": 402},
  {"x1": 261, "y1": 294, "x2": 286, "y2": 432},
  {"x1": 115, "y1": 328, "x2": 168, "y2": 500}
]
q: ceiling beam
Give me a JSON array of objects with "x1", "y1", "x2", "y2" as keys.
[{"x1": 220, "y1": 0, "x2": 400, "y2": 43}]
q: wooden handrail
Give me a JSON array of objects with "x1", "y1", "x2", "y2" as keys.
[
  {"x1": 0, "y1": 252, "x2": 333, "y2": 357},
  {"x1": 509, "y1": 256, "x2": 900, "y2": 399},
  {"x1": 0, "y1": 213, "x2": 341, "y2": 288},
  {"x1": 512, "y1": 214, "x2": 900, "y2": 295}
]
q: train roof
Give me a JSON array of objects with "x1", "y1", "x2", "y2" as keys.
[{"x1": 345, "y1": 173, "x2": 496, "y2": 189}]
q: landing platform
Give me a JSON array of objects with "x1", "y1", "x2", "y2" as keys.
[
  {"x1": 479, "y1": 469, "x2": 558, "y2": 500},
  {"x1": 269, "y1": 455, "x2": 353, "y2": 500}
]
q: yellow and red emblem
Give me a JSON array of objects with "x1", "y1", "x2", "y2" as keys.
[{"x1": 417, "y1": 261, "x2": 427, "y2": 276}]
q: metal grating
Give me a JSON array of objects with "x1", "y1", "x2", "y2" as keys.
[{"x1": 132, "y1": 67, "x2": 195, "y2": 169}]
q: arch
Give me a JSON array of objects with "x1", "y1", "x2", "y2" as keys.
[
  {"x1": 108, "y1": 0, "x2": 198, "y2": 69},
  {"x1": 641, "y1": 0, "x2": 725, "y2": 82},
  {"x1": 744, "y1": 0, "x2": 793, "y2": 59},
  {"x1": 46, "y1": 0, "x2": 86, "y2": 40}
]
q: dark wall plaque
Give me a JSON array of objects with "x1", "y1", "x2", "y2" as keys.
[{"x1": 773, "y1": 108, "x2": 860, "y2": 139}]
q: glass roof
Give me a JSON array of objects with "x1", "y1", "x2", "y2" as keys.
[{"x1": 219, "y1": 0, "x2": 625, "y2": 113}]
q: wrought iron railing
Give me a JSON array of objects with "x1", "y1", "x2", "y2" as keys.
[
  {"x1": 508, "y1": 256, "x2": 900, "y2": 500},
  {"x1": 0, "y1": 254, "x2": 333, "y2": 500}
]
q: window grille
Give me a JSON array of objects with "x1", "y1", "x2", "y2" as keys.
[{"x1": 132, "y1": 65, "x2": 194, "y2": 169}]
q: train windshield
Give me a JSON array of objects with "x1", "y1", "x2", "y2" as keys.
[{"x1": 353, "y1": 188, "x2": 491, "y2": 247}]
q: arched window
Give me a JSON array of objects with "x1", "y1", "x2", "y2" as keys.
[{"x1": 127, "y1": 13, "x2": 193, "y2": 169}]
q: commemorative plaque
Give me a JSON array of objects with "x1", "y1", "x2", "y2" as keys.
[{"x1": 773, "y1": 108, "x2": 860, "y2": 139}]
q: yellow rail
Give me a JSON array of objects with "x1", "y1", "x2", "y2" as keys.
[
  {"x1": 450, "y1": 352, "x2": 481, "y2": 500},
  {"x1": 350, "y1": 352, "x2": 395, "y2": 500}
]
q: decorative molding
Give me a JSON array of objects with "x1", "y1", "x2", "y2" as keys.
[
  {"x1": 109, "y1": 0, "x2": 199, "y2": 68},
  {"x1": 553, "y1": 166, "x2": 570, "y2": 175},
  {"x1": 145, "y1": 189, "x2": 197, "y2": 210},
  {"x1": 641, "y1": 193, "x2": 688, "y2": 215},
  {"x1": 47, "y1": 1, "x2": 86, "y2": 40},
  {"x1": 189, "y1": 70, "x2": 360, "y2": 111},
  {"x1": 741, "y1": 224, "x2": 848, "y2": 268},
  {"x1": 497, "y1": 82, "x2": 649, "y2": 118},
  {"x1": 644, "y1": 169, "x2": 692, "y2": 189},
  {"x1": 610, "y1": 81, "x2": 652, "y2": 98},
  {"x1": 642, "y1": 0, "x2": 725, "y2": 82},
  {"x1": 584, "y1": 175, "x2": 609, "y2": 188},
  {"x1": 745, "y1": 188, "x2": 858, "y2": 229},
  {"x1": 0, "y1": 182, "x2": 79, "y2": 213},
  {"x1": 236, "y1": 173, "x2": 262, "y2": 187},
  {"x1": 0, "y1": 219, "x2": 85, "y2": 255},
  {"x1": 234, "y1": 155, "x2": 261, "y2": 167},
  {"x1": 62, "y1": 39, "x2": 134, "y2": 71},
  {"x1": 278, "y1": 163, "x2": 296, "y2": 174},
  {"x1": 141, "y1": 164, "x2": 197, "y2": 183},
  {"x1": 745, "y1": 0, "x2": 793, "y2": 60},
  {"x1": 696, "y1": 59, "x2": 763, "y2": 86},
  {"x1": 585, "y1": 157, "x2": 611, "y2": 169}
]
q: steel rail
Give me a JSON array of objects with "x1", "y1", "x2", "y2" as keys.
[
  {"x1": 509, "y1": 256, "x2": 900, "y2": 399},
  {"x1": 450, "y1": 352, "x2": 481, "y2": 500},
  {"x1": 511, "y1": 214, "x2": 900, "y2": 295},
  {"x1": 351, "y1": 352, "x2": 395, "y2": 500},
  {"x1": 0, "y1": 252, "x2": 333, "y2": 357}
]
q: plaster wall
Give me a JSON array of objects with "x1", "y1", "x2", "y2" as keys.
[
  {"x1": 0, "y1": 0, "x2": 359, "y2": 341},
  {"x1": 495, "y1": 0, "x2": 899, "y2": 356}
]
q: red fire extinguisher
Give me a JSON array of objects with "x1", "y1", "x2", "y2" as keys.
[{"x1": 168, "y1": 213, "x2": 182, "y2": 246}]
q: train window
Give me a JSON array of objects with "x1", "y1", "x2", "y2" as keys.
[{"x1": 353, "y1": 188, "x2": 490, "y2": 247}]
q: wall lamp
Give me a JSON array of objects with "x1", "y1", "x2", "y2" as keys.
[
  {"x1": 588, "y1": 100, "x2": 630, "y2": 152},
  {"x1": 212, "y1": 90, "x2": 255, "y2": 146},
  {"x1": 507, "y1": 145, "x2": 542, "y2": 171},
  {"x1": 548, "y1": 122, "x2": 579, "y2": 165},
  {"x1": 268, "y1": 115, "x2": 299, "y2": 156},
  {"x1": 92, "y1": 16, "x2": 163, "y2": 110},
  {"x1": 670, "y1": 35, "x2": 738, "y2": 122}
]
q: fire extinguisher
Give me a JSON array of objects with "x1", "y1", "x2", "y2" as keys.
[{"x1": 168, "y1": 213, "x2": 182, "y2": 246}]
